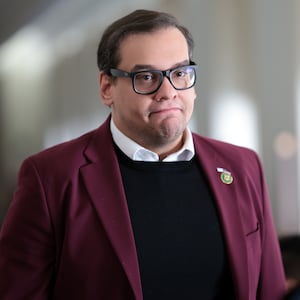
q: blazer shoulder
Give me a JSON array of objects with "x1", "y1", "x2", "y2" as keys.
[
  {"x1": 30, "y1": 116, "x2": 111, "y2": 161},
  {"x1": 21, "y1": 125, "x2": 109, "y2": 177},
  {"x1": 31, "y1": 129, "x2": 97, "y2": 162},
  {"x1": 192, "y1": 133, "x2": 262, "y2": 171},
  {"x1": 192, "y1": 132, "x2": 258, "y2": 155}
]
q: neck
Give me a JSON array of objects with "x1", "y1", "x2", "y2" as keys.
[
  {"x1": 140, "y1": 133, "x2": 185, "y2": 161},
  {"x1": 156, "y1": 138, "x2": 184, "y2": 161}
]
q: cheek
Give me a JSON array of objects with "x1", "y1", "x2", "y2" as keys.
[
  {"x1": 191, "y1": 88, "x2": 197, "y2": 101},
  {"x1": 185, "y1": 90, "x2": 196, "y2": 112},
  {"x1": 112, "y1": 92, "x2": 150, "y2": 117}
]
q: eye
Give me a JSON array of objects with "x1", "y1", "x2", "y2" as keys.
[
  {"x1": 173, "y1": 68, "x2": 188, "y2": 78},
  {"x1": 135, "y1": 72, "x2": 160, "y2": 82},
  {"x1": 143, "y1": 74, "x2": 154, "y2": 81}
]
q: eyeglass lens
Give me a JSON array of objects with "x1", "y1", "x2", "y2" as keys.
[{"x1": 133, "y1": 65, "x2": 196, "y2": 94}]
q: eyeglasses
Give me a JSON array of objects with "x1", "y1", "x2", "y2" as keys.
[{"x1": 109, "y1": 62, "x2": 197, "y2": 95}]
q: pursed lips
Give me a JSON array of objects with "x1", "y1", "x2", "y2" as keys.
[{"x1": 149, "y1": 106, "x2": 183, "y2": 116}]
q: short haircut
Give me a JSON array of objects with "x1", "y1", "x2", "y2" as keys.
[{"x1": 97, "y1": 9, "x2": 194, "y2": 74}]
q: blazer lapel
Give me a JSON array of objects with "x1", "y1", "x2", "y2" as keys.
[
  {"x1": 194, "y1": 136, "x2": 249, "y2": 299},
  {"x1": 80, "y1": 119, "x2": 143, "y2": 300}
]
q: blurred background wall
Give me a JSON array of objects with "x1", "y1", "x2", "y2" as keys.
[{"x1": 0, "y1": 0, "x2": 299, "y2": 236}]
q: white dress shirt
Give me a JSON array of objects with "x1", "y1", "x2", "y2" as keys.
[{"x1": 110, "y1": 119, "x2": 195, "y2": 162}]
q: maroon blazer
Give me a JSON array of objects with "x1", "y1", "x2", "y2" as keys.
[{"x1": 0, "y1": 116, "x2": 286, "y2": 299}]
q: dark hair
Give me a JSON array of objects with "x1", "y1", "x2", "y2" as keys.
[{"x1": 97, "y1": 9, "x2": 194, "y2": 74}]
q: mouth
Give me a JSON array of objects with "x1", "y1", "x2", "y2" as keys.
[{"x1": 149, "y1": 107, "x2": 182, "y2": 116}]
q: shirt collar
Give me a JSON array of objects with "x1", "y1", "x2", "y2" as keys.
[{"x1": 110, "y1": 119, "x2": 195, "y2": 162}]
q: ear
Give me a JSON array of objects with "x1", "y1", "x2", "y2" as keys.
[{"x1": 99, "y1": 71, "x2": 113, "y2": 106}]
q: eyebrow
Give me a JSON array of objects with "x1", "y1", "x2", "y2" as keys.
[{"x1": 130, "y1": 59, "x2": 190, "y2": 72}]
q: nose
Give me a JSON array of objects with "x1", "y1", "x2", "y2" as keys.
[{"x1": 154, "y1": 76, "x2": 177, "y2": 101}]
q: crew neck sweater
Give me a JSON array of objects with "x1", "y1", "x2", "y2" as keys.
[{"x1": 116, "y1": 147, "x2": 235, "y2": 299}]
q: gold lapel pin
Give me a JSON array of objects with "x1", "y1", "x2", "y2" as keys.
[{"x1": 216, "y1": 168, "x2": 233, "y2": 185}]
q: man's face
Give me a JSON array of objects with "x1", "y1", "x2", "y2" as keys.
[{"x1": 100, "y1": 27, "x2": 196, "y2": 154}]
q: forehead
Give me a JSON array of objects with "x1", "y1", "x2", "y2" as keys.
[{"x1": 118, "y1": 27, "x2": 189, "y2": 70}]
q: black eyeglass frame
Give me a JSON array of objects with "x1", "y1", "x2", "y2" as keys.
[{"x1": 109, "y1": 61, "x2": 198, "y2": 95}]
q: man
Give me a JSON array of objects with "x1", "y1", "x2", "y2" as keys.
[{"x1": 0, "y1": 9, "x2": 286, "y2": 299}]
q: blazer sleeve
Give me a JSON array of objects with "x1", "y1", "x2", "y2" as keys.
[{"x1": 0, "y1": 157, "x2": 55, "y2": 299}]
